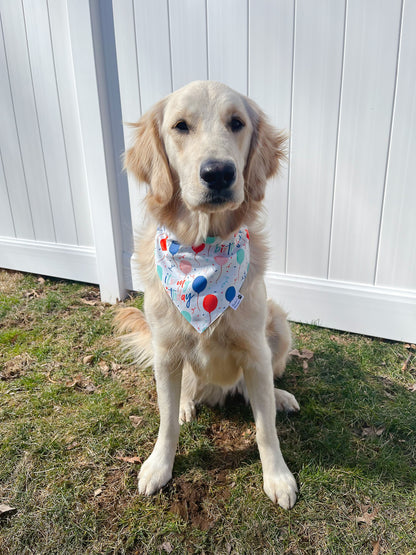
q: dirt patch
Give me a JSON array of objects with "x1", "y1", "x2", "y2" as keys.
[{"x1": 169, "y1": 471, "x2": 230, "y2": 530}]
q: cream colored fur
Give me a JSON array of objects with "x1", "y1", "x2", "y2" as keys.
[{"x1": 115, "y1": 81, "x2": 299, "y2": 509}]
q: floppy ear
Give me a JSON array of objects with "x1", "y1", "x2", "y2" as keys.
[
  {"x1": 124, "y1": 99, "x2": 174, "y2": 206},
  {"x1": 244, "y1": 98, "x2": 287, "y2": 202}
]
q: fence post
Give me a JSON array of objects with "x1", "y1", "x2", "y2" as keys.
[{"x1": 67, "y1": 0, "x2": 126, "y2": 303}]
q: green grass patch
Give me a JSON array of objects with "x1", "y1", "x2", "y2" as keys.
[{"x1": 0, "y1": 269, "x2": 415, "y2": 554}]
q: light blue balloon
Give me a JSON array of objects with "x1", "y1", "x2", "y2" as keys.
[
  {"x1": 205, "y1": 236, "x2": 216, "y2": 244},
  {"x1": 156, "y1": 265, "x2": 163, "y2": 281},
  {"x1": 181, "y1": 310, "x2": 191, "y2": 323},
  {"x1": 237, "y1": 248, "x2": 245, "y2": 265}
]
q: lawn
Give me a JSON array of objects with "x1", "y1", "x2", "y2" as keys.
[{"x1": 0, "y1": 269, "x2": 415, "y2": 554}]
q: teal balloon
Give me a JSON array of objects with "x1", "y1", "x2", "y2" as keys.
[
  {"x1": 237, "y1": 248, "x2": 245, "y2": 265},
  {"x1": 157, "y1": 265, "x2": 163, "y2": 281},
  {"x1": 181, "y1": 310, "x2": 191, "y2": 323},
  {"x1": 205, "y1": 236, "x2": 215, "y2": 244}
]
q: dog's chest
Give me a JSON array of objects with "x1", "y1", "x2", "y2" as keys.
[{"x1": 187, "y1": 329, "x2": 243, "y2": 387}]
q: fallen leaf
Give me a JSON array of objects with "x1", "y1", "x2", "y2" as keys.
[
  {"x1": 409, "y1": 384, "x2": 416, "y2": 392},
  {"x1": 80, "y1": 298, "x2": 98, "y2": 306},
  {"x1": 83, "y1": 383, "x2": 97, "y2": 394},
  {"x1": 94, "y1": 488, "x2": 103, "y2": 497},
  {"x1": 356, "y1": 505, "x2": 378, "y2": 525},
  {"x1": 82, "y1": 355, "x2": 94, "y2": 365},
  {"x1": 37, "y1": 276, "x2": 45, "y2": 284},
  {"x1": 98, "y1": 360, "x2": 109, "y2": 373},
  {"x1": 372, "y1": 539, "x2": 381, "y2": 555},
  {"x1": 361, "y1": 426, "x2": 385, "y2": 438},
  {"x1": 24, "y1": 289, "x2": 39, "y2": 299},
  {"x1": 401, "y1": 353, "x2": 413, "y2": 372},
  {"x1": 161, "y1": 541, "x2": 173, "y2": 553},
  {"x1": 129, "y1": 415, "x2": 143, "y2": 428},
  {"x1": 116, "y1": 455, "x2": 142, "y2": 464},
  {"x1": 0, "y1": 504, "x2": 17, "y2": 517},
  {"x1": 289, "y1": 348, "x2": 314, "y2": 369}
]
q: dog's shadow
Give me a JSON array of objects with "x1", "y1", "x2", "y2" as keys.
[{"x1": 173, "y1": 342, "x2": 416, "y2": 490}]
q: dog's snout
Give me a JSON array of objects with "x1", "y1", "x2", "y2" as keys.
[{"x1": 200, "y1": 160, "x2": 236, "y2": 190}]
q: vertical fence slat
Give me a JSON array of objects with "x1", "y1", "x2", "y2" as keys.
[
  {"x1": 47, "y1": 0, "x2": 94, "y2": 247},
  {"x1": 287, "y1": 0, "x2": 345, "y2": 278},
  {"x1": 134, "y1": 0, "x2": 172, "y2": 112},
  {"x1": 0, "y1": 12, "x2": 33, "y2": 239},
  {"x1": 248, "y1": 0, "x2": 294, "y2": 274},
  {"x1": 207, "y1": 0, "x2": 248, "y2": 94},
  {"x1": 329, "y1": 0, "x2": 402, "y2": 284},
  {"x1": 0, "y1": 152, "x2": 15, "y2": 237},
  {"x1": 23, "y1": 0, "x2": 78, "y2": 246},
  {"x1": 0, "y1": 0, "x2": 55, "y2": 242},
  {"x1": 376, "y1": 0, "x2": 416, "y2": 291},
  {"x1": 169, "y1": 0, "x2": 207, "y2": 90}
]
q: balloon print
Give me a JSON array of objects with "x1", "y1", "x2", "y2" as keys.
[
  {"x1": 237, "y1": 248, "x2": 245, "y2": 265},
  {"x1": 237, "y1": 248, "x2": 245, "y2": 278},
  {"x1": 169, "y1": 241, "x2": 180, "y2": 255},
  {"x1": 160, "y1": 237, "x2": 167, "y2": 251},
  {"x1": 192, "y1": 276, "x2": 207, "y2": 294},
  {"x1": 157, "y1": 265, "x2": 163, "y2": 281},
  {"x1": 192, "y1": 275, "x2": 207, "y2": 309},
  {"x1": 214, "y1": 255, "x2": 228, "y2": 282},
  {"x1": 225, "y1": 286, "x2": 236, "y2": 303},
  {"x1": 205, "y1": 236, "x2": 215, "y2": 254},
  {"x1": 203, "y1": 294, "x2": 218, "y2": 325},
  {"x1": 179, "y1": 260, "x2": 192, "y2": 275},
  {"x1": 192, "y1": 244, "x2": 205, "y2": 254},
  {"x1": 181, "y1": 310, "x2": 191, "y2": 323}
]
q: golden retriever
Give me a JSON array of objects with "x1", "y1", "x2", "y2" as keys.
[{"x1": 115, "y1": 81, "x2": 299, "y2": 509}]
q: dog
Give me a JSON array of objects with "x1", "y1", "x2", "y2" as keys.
[{"x1": 115, "y1": 81, "x2": 299, "y2": 509}]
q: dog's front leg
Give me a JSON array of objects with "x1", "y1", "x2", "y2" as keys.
[
  {"x1": 243, "y1": 342, "x2": 298, "y2": 509},
  {"x1": 138, "y1": 348, "x2": 182, "y2": 496}
]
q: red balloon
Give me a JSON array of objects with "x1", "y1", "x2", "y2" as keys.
[
  {"x1": 192, "y1": 244, "x2": 205, "y2": 254},
  {"x1": 203, "y1": 294, "x2": 218, "y2": 314},
  {"x1": 160, "y1": 238, "x2": 167, "y2": 251}
]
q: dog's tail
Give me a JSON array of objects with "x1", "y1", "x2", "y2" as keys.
[
  {"x1": 113, "y1": 307, "x2": 153, "y2": 369},
  {"x1": 266, "y1": 299, "x2": 292, "y2": 378}
]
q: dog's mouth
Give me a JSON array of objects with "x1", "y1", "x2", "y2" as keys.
[{"x1": 200, "y1": 190, "x2": 237, "y2": 211}]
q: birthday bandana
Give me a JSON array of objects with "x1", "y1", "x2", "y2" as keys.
[{"x1": 155, "y1": 225, "x2": 250, "y2": 333}]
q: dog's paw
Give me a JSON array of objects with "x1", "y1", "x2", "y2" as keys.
[
  {"x1": 138, "y1": 454, "x2": 172, "y2": 496},
  {"x1": 179, "y1": 399, "x2": 196, "y2": 424},
  {"x1": 263, "y1": 469, "x2": 298, "y2": 509},
  {"x1": 274, "y1": 388, "x2": 300, "y2": 413}
]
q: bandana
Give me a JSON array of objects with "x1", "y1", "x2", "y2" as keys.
[{"x1": 155, "y1": 225, "x2": 250, "y2": 333}]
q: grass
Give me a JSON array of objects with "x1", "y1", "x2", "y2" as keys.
[{"x1": 0, "y1": 269, "x2": 415, "y2": 554}]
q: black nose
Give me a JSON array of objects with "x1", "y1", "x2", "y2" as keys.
[{"x1": 200, "y1": 160, "x2": 236, "y2": 190}]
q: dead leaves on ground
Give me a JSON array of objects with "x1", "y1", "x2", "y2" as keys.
[
  {"x1": 0, "y1": 504, "x2": 17, "y2": 518},
  {"x1": 0, "y1": 353, "x2": 34, "y2": 380},
  {"x1": 289, "y1": 348, "x2": 314, "y2": 370},
  {"x1": 355, "y1": 503, "x2": 378, "y2": 526}
]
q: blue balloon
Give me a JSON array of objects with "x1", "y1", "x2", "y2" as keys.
[
  {"x1": 169, "y1": 241, "x2": 180, "y2": 255},
  {"x1": 225, "y1": 286, "x2": 236, "y2": 302},
  {"x1": 192, "y1": 275, "x2": 207, "y2": 294}
]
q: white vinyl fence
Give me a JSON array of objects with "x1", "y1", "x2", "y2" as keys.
[{"x1": 0, "y1": 0, "x2": 415, "y2": 342}]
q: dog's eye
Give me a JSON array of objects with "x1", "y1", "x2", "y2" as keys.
[
  {"x1": 229, "y1": 117, "x2": 245, "y2": 132},
  {"x1": 173, "y1": 120, "x2": 189, "y2": 133}
]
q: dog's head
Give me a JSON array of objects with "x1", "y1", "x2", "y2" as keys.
[{"x1": 125, "y1": 81, "x2": 286, "y2": 236}]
